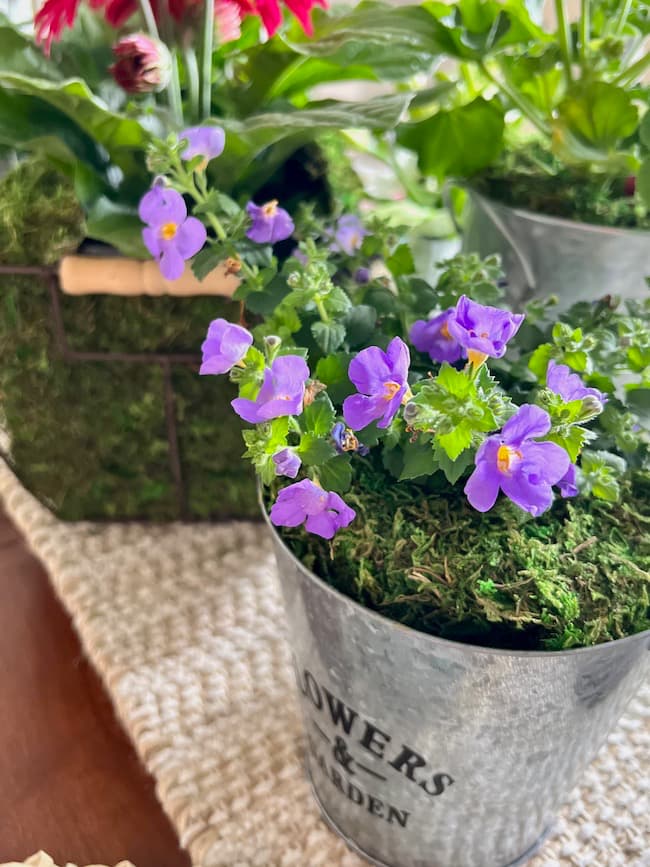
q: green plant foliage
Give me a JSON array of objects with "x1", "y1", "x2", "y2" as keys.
[
  {"x1": 279, "y1": 459, "x2": 650, "y2": 650},
  {"x1": 0, "y1": 158, "x2": 256, "y2": 520}
]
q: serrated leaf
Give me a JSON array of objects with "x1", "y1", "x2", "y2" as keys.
[
  {"x1": 528, "y1": 343, "x2": 554, "y2": 380},
  {"x1": 298, "y1": 434, "x2": 337, "y2": 466},
  {"x1": 302, "y1": 393, "x2": 336, "y2": 437},
  {"x1": 318, "y1": 455, "x2": 352, "y2": 494},
  {"x1": 311, "y1": 320, "x2": 346, "y2": 353},
  {"x1": 432, "y1": 444, "x2": 475, "y2": 484},
  {"x1": 556, "y1": 82, "x2": 638, "y2": 152},
  {"x1": 436, "y1": 363, "x2": 473, "y2": 398},
  {"x1": 192, "y1": 245, "x2": 226, "y2": 281},
  {"x1": 436, "y1": 421, "x2": 473, "y2": 461},
  {"x1": 343, "y1": 305, "x2": 377, "y2": 347},
  {"x1": 399, "y1": 443, "x2": 438, "y2": 480},
  {"x1": 315, "y1": 352, "x2": 355, "y2": 403},
  {"x1": 387, "y1": 243, "x2": 415, "y2": 277},
  {"x1": 548, "y1": 427, "x2": 588, "y2": 463}
]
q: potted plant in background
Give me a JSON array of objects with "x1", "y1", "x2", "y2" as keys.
[
  {"x1": 143, "y1": 129, "x2": 650, "y2": 866},
  {"x1": 391, "y1": 0, "x2": 650, "y2": 308},
  {"x1": 0, "y1": 0, "x2": 436, "y2": 520}
]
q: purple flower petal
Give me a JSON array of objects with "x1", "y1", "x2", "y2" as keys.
[
  {"x1": 500, "y1": 471, "x2": 554, "y2": 517},
  {"x1": 410, "y1": 310, "x2": 464, "y2": 364},
  {"x1": 273, "y1": 448, "x2": 301, "y2": 479},
  {"x1": 304, "y1": 510, "x2": 340, "y2": 538},
  {"x1": 546, "y1": 361, "x2": 606, "y2": 405},
  {"x1": 385, "y1": 336, "x2": 411, "y2": 384},
  {"x1": 159, "y1": 245, "x2": 185, "y2": 280},
  {"x1": 139, "y1": 186, "x2": 186, "y2": 227},
  {"x1": 447, "y1": 295, "x2": 524, "y2": 359},
  {"x1": 269, "y1": 480, "x2": 355, "y2": 537},
  {"x1": 522, "y1": 442, "x2": 570, "y2": 485},
  {"x1": 332, "y1": 214, "x2": 367, "y2": 256},
  {"x1": 174, "y1": 217, "x2": 207, "y2": 258},
  {"x1": 200, "y1": 318, "x2": 253, "y2": 375},
  {"x1": 231, "y1": 355, "x2": 309, "y2": 423},
  {"x1": 246, "y1": 200, "x2": 294, "y2": 244},
  {"x1": 142, "y1": 226, "x2": 162, "y2": 258},
  {"x1": 348, "y1": 346, "x2": 393, "y2": 395},
  {"x1": 557, "y1": 464, "x2": 579, "y2": 498},
  {"x1": 464, "y1": 460, "x2": 501, "y2": 512},
  {"x1": 342, "y1": 393, "x2": 386, "y2": 431},
  {"x1": 180, "y1": 125, "x2": 225, "y2": 162},
  {"x1": 502, "y1": 405, "x2": 551, "y2": 446}
]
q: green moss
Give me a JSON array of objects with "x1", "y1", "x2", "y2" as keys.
[
  {"x1": 280, "y1": 457, "x2": 650, "y2": 650},
  {"x1": 0, "y1": 158, "x2": 255, "y2": 521},
  {"x1": 473, "y1": 149, "x2": 650, "y2": 230}
]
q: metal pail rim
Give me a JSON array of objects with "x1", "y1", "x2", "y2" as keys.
[
  {"x1": 260, "y1": 487, "x2": 650, "y2": 662},
  {"x1": 464, "y1": 186, "x2": 650, "y2": 240}
]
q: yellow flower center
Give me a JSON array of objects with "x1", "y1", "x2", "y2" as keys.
[
  {"x1": 383, "y1": 381, "x2": 401, "y2": 401},
  {"x1": 160, "y1": 222, "x2": 178, "y2": 241},
  {"x1": 440, "y1": 322, "x2": 451, "y2": 339},
  {"x1": 497, "y1": 444, "x2": 522, "y2": 475},
  {"x1": 262, "y1": 199, "x2": 279, "y2": 218},
  {"x1": 467, "y1": 349, "x2": 488, "y2": 368}
]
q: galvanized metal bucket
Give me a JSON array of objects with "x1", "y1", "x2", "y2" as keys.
[
  {"x1": 266, "y1": 516, "x2": 650, "y2": 867},
  {"x1": 460, "y1": 189, "x2": 650, "y2": 310}
]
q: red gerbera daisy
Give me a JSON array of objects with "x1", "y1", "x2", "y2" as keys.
[{"x1": 231, "y1": 0, "x2": 327, "y2": 37}]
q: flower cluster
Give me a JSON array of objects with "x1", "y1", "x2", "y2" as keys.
[{"x1": 139, "y1": 130, "x2": 645, "y2": 543}]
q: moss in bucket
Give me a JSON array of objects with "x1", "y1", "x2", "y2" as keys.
[
  {"x1": 0, "y1": 158, "x2": 256, "y2": 520},
  {"x1": 279, "y1": 457, "x2": 649, "y2": 651},
  {"x1": 472, "y1": 148, "x2": 650, "y2": 231}
]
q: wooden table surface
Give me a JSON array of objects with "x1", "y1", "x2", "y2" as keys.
[{"x1": 0, "y1": 511, "x2": 191, "y2": 867}]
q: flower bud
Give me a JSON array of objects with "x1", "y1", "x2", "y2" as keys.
[
  {"x1": 264, "y1": 335, "x2": 282, "y2": 350},
  {"x1": 577, "y1": 395, "x2": 605, "y2": 421},
  {"x1": 110, "y1": 34, "x2": 172, "y2": 94},
  {"x1": 403, "y1": 402, "x2": 420, "y2": 424}
]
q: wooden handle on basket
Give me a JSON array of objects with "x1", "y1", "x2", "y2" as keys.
[{"x1": 59, "y1": 256, "x2": 240, "y2": 297}]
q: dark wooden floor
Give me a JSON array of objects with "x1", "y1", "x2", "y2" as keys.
[{"x1": 0, "y1": 511, "x2": 191, "y2": 867}]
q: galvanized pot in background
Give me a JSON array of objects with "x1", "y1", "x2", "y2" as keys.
[
  {"x1": 460, "y1": 189, "x2": 650, "y2": 310},
  {"x1": 266, "y1": 518, "x2": 650, "y2": 867}
]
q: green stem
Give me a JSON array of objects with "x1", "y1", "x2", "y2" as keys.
[
  {"x1": 184, "y1": 47, "x2": 201, "y2": 125},
  {"x1": 315, "y1": 297, "x2": 330, "y2": 323},
  {"x1": 168, "y1": 50, "x2": 184, "y2": 128},
  {"x1": 206, "y1": 212, "x2": 228, "y2": 242},
  {"x1": 202, "y1": 0, "x2": 215, "y2": 119},
  {"x1": 138, "y1": 0, "x2": 160, "y2": 37},
  {"x1": 613, "y1": 51, "x2": 650, "y2": 86},
  {"x1": 613, "y1": 0, "x2": 632, "y2": 35},
  {"x1": 480, "y1": 61, "x2": 551, "y2": 137},
  {"x1": 579, "y1": 0, "x2": 590, "y2": 66},
  {"x1": 554, "y1": 0, "x2": 574, "y2": 84}
]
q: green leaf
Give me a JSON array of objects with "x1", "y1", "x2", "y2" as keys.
[
  {"x1": 311, "y1": 320, "x2": 346, "y2": 354},
  {"x1": 318, "y1": 455, "x2": 352, "y2": 494},
  {"x1": 192, "y1": 245, "x2": 227, "y2": 282},
  {"x1": 436, "y1": 363, "x2": 474, "y2": 398},
  {"x1": 640, "y1": 111, "x2": 650, "y2": 150},
  {"x1": 548, "y1": 427, "x2": 589, "y2": 463},
  {"x1": 625, "y1": 387, "x2": 650, "y2": 424},
  {"x1": 556, "y1": 82, "x2": 638, "y2": 152},
  {"x1": 302, "y1": 393, "x2": 336, "y2": 436},
  {"x1": 637, "y1": 158, "x2": 650, "y2": 209},
  {"x1": 298, "y1": 434, "x2": 337, "y2": 466},
  {"x1": 437, "y1": 421, "x2": 474, "y2": 461},
  {"x1": 315, "y1": 353, "x2": 355, "y2": 404},
  {"x1": 386, "y1": 243, "x2": 415, "y2": 277},
  {"x1": 85, "y1": 198, "x2": 148, "y2": 258},
  {"x1": 0, "y1": 73, "x2": 149, "y2": 173},
  {"x1": 399, "y1": 442, "x2": 439, "y2": 480},
  {"x1": 343, "y1": 305, "x2": 377, "y2": 347},
  {"x1": 398, "y1": 97, "x2": 505, "y2": 180},
  {"x1": 432, "y1": 443, "x2": 475, "y2": 484}
]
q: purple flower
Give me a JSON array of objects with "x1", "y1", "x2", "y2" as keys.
[
  {"x1": 291, "y1": 247, "x2": 309, "y2": 266},
  {"x1": 464, "y1": 404, "x2": 571, "y2": 516},
  {"x1": 139, "y1": 185, "x2": 207, "y2": 281},
  {"x1": 557, "y1": 463, "x2": 579, "y2": 498},
  {"x1": 447, "y1": 295, "x2": 524, "y2": 366},
  {"x1": 231, "y1": 355, "x2": 309, "y2": 423},
  {"x1": 270, "y1": 479, "x2": 356, "y2": 539},
  {"x1": 410, "y1": 309, "x2": 464, "y2": 364},
  {"x1": 200, "y1": 318, "x2": 252, "y2": 375},
  {"x1": 180, "y1": 125, "x2": 225, "y2": 163},
  {"x1": 272, "y1": 448, "x2": 301, "y2": 479},
  {"x1": 343, "y1": 337, "x2": 411, "y2": 431},
  {"x1": 331, "y1": 422, "x2": 370, "y2": 456},
  {"x1": 246, "y1": 200, "x2": 294, "y2": 244},
  {"x1": 332, "y1": 215, "x2": 367, "y2": 256},
  {"x1": 546, "y1": 361, "x2": 607, "y2": 408},
  {"x1": 354, "y1": 267, "x2": 370, "y2": 285}
]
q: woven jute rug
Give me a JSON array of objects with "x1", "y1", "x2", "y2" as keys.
[{"x1": 1, "y1": 460, "x2": 648, "y2": 867}]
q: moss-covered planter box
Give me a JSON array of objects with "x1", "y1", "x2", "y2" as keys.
[{"x1": 0, "y1": 161, "x2": 256, "y2": 521}]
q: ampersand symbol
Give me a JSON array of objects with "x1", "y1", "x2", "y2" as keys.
[{"x1": 333, "y1": 736, "x2": 356, "y2": 775}]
